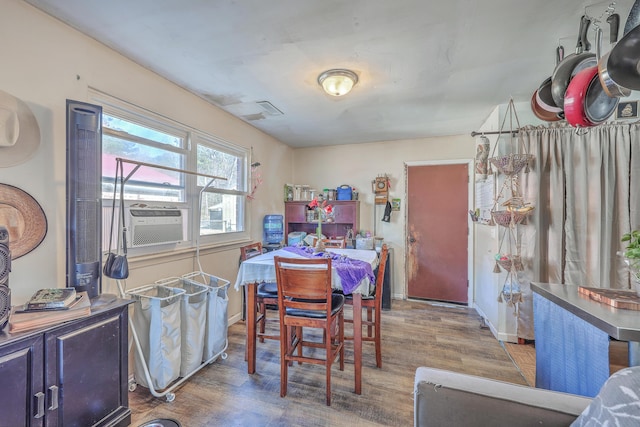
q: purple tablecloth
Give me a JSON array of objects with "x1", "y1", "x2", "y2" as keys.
[{"x1": 283, "y1": 245, "x2": 375, "y2": 295}]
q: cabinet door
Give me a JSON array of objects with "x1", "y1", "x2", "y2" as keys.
[
  {"x1": 45, "y1": 306, "x2": 130, "y2": 427},
  {"x1": 285, "y1": 202, "x2": 307, "y2": 223},
  {"x1": 0, "y1": 335, "x2": 44, "y2": 427},
  {"x1": 332, "y1": 202, "x2": 356, "y2": 224}
]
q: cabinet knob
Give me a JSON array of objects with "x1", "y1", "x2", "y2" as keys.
[{"x1": 34, "y1": 391, "x2": 45, "y2": 418}]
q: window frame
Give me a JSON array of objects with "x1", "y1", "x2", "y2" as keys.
[{"x1": 90, "y1": 89, "x2": 251, "y2": 256}]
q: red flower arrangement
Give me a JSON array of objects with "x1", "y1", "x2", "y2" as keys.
[{"x1": 308, "y1": 197, "x2": 333, "y2": 241}]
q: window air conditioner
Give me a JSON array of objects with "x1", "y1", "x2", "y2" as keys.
[{"x1": 126, "y1": 208, "x2": 184, "y2": 247}]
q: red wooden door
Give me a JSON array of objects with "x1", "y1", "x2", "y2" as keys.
[{"x1": 407, "y1": 163, "x2": 469, "y2": 303}]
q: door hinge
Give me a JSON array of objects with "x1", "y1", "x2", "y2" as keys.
[{"x1": 467, "y1": 279, "x2": 469, "y2": 288}]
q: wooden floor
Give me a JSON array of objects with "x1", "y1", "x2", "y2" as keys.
[{"x1": 128, "y1": 300, "x2": 528, "y2": 427}]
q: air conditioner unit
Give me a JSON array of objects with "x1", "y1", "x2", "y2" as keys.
[{"x1": 126, "y1": 208, "x2": 184, "y2": 247}]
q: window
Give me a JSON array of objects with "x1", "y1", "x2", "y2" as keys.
[
  {"x1": 91, "y1": 90, "x2": 249, "y2": 252},
  {"x1": 195, "y1": 135, "x2": 247, "y2": 236}
]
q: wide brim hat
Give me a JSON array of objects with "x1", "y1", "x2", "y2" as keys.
[
  {"x1": 0, "y1": 90, "x2": 40, "y2": 167},
  {"x1": 0, "y1": 183, "x2": 47, "y2": 259}
]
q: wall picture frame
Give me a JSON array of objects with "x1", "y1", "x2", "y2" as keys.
[{"x1": 616, "y1": 101, "x2": 638, "y2": 120}]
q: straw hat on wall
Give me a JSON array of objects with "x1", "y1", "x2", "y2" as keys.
[{"x1": 0, "y1": 90, "x2": 40, "y2": 167}]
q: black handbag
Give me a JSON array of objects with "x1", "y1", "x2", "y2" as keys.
[{"x1": 103, "y1": 159, "x2": 129, "y2": 279}]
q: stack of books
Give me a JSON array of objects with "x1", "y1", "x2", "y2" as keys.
[{"x1": 9, "y1": 288, "x2": 91, "y2": 333}]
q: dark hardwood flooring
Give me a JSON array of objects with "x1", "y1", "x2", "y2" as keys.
[{"x1": 128, "y1": 300, "x2": 528, "y2": 426}]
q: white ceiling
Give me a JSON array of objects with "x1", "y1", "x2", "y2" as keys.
[{"x1": 23, "y1": 0, "x2": 634, "y2": 148}]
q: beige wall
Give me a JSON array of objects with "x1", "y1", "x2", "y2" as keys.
[
  {"x1": 1, "y1": 1, "x2": 293, "y2": 321},
  {"x1": 292, "y1": 135, "x2": 475, "y2": 299}
]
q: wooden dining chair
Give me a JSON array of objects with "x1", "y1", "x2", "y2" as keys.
[
  {"x1": 240, "y1": 242, "x2": 279, "y2": 360},
  {"x1": 343, "y1": 243, "x2": 388, "y2": 368},
  {"x1": 321, "y1": 237, "x2": 346, "y2": 248},
  {"x1": 274, "y1": 256, "x2": 345, "y2": 406}
]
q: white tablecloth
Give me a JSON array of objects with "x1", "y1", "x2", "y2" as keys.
[{"x1": 234, "y1": 247, "x2": 378, "y2": 295}]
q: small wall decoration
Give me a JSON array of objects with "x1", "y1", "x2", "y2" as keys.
[
  {"x1": 475, "y1": 136, "x2": 491, "y2": 180},
  {"x1": 616, "y1": 101, "x2": 638, "y2": 120},
  {"x1": 391, "y1": 198, "x2": 401, "y2": 211}
]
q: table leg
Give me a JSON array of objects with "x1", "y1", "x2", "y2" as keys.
[
  {"x1": 629, "y1": 341, "x2": 640, "y2": 367},
  {"x1": 246, "y1": 283, "x2": 257, "y2": 374},
  {"x1": 353, "y1": 293, "x2": 362, "y2": 395}
]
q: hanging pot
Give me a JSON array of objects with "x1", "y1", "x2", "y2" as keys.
[
  {"x1": 536, "y1": 77, "x2": 562, "y2": 115},
  {"x1": 598, "y1": 13, "x2": 632, "y2": 97},
  {"x1": 608, "y1": 1, "x2": 640, "y2": 91},
  {"x1": 530, "y1": 90, "x2": 561, "y2": 122},
  {"x1": 623, "y1": 0, "x2": 640, "y2": 35},
  {"x1": 564, "y1": 66, "x2": 598, "y2": 127},
  {"x1": 584, "y1": 27, "x2": 619, "y2": 124},
  {"x1": 551, "y1": 15, "x2": 597, "y2": 108}
]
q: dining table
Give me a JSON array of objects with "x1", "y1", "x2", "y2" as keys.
[{"x1": 234, "y1": 246, "x2": 379, "y2": 395}]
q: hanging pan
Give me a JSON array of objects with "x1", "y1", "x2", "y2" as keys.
[
  {"x1": 608, "y1": 0, "x2": 640, "y2": 90},
  {"x1": 551, "y1": 15, "x2": 597, "y2": 109},
  {"x1": 565, "y1": 27, "x2": 619, "y2": 127},
  {"x1": 531, "y1": 90, "x2": 561, "y2": 122},
  {"x1": 597, "y1": 13, "x2": 631, "y2": 97},
  {"x1": 584, "y1": 27, "x2": 619, "y2": 124},
  {"x1": 564, "y1": 65, "x2": 598, "y2": 127}
]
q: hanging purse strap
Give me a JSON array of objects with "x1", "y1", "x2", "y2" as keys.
[
  {"x1": 107, "y1": 159, "x2": 120, "y2": 254},
  {"x1": 118, "y1": 159, "x2": 128, "y2": 255}
]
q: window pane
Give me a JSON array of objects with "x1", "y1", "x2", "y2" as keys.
[
  {"x1": 103, "y1": 114, "x2": 183, "y2": 148},
  {"x1": 102, "y1": 133, "x2": 185, "y2": 202},
  {"x1": 197, "y1": 144, "x2": 243, "y2": 191},
  {"x1": 200, "y1": 192, "x2": 244, "y2": 234}
]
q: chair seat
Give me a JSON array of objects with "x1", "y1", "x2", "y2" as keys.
[
  {"x1": 286, "y1": 294, "x2": 345, "y2": 318},
  {"x1": 257, "y1": 281, "x2": 278, "y2": 297}
]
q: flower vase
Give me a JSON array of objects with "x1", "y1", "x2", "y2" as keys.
[
  {"x1": 623, "y1": 256, "x2": 640, "y2": 296},
  {"x1": 314, "y1": 219, "x2": 324, "y2": 252}
]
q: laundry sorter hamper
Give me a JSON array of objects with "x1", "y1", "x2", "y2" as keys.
[
  {"x1": 126, "y1": 284, "x2": 185, "y2": 399},
  {"x1": 155, "y1": 277, "x2": 209, "y2": 377},
  {"x1": 181, "y1": 271, "x2": 230, "y2": 363}
]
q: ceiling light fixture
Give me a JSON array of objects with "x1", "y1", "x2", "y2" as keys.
[{"x1": 317, "y1": 69, "x2": 358, "y2": 97}]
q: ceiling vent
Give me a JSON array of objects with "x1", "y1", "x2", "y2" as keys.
[{"x1": 256, "y1": 101, "x2": 284, "y2": 116}]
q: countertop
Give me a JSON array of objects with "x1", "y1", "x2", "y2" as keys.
[{"x1": 531, "y1": 282, "x2": 640, "y2": 342}]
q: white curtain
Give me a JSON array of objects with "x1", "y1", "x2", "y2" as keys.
[{"x1": 515, "y1": 123, "x2": 640, "y2": 339}]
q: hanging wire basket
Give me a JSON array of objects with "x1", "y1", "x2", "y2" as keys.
[
  {"x1": 491, "y1": 208, "x2": 533, "y2": 227},
  {"x1": 495, "y1": 254, "x2": 524, "y2": 272},
  {"x1": 489, "y1": 153, "x2": 534, "y2": 176}
]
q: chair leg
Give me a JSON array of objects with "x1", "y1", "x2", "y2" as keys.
[
  {"x1": 280, "y1": 325, "x2": 289, "y2": 398},
  {"x1": 326, "y1": 327, "x2": 332, "y2": 406},
  {"x1": 339, "y1": 311, "x2": 345, "y2": 371},
  {"x1": 375, "y1": 307, "x2": 382, "y2": 368},
  {"x1": 258, "y1": 302, "x2": 266, "y2": 343},
  {"x1": 366, "y1": 307, "x2": 373, "y2": 337},
  {"x1": 297, "y1": 326, "x2": 303, "y2": 365}
]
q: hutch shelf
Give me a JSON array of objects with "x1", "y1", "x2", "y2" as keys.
[{"x1": 284, "y1": 200, "x2": 359, "y2": 240}]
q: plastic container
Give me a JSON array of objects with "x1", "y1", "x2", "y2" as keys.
[
  {"x1": 336, "y1": 185, "x2": 352, "y2": 200},
  {"x1": 356, "y1": 236, "x2": 374, "y2": 250},
  {"x1": 263, "y1": 214, "x2": 284, "y2": 244},
  {"x1": 327, "y1": 189, "x2": 336, "y2": 201},
  {"x1": 288, "y1": 231, "x2": 307, "y2": 246}
]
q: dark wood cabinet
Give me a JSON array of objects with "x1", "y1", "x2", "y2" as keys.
[
  {"x1": 0, "y1": 298, "x2": 131, "y2": 427},
  {"x1": 285, "y1": 200, "x2": 359, "y2": 240}
]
